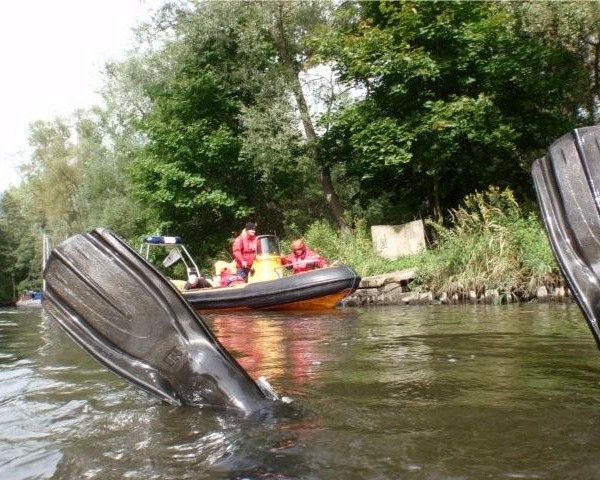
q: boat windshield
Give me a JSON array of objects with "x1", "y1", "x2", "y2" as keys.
[{"x1": 256, "y1": 235, "x2": 280, "y2": 256}]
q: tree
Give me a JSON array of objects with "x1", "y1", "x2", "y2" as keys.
[
  {"x1": 124, "y1": 4, "x2": 268, "y2": 257},
  {"x1": 111, "y1": 0, "x2": 352, "y2": 263},
  {"x1": 267, "y1": 0, "x2": 351, "y2": 233},
  {"x1": 0, "y1": 192, "x2": 17, "y2": 304},
  {"x1": 0, "y1": 189, "x2": 43, "y2": 301},
  {"x1": 20, "y1": 117, "x2": 84, "y2": 238},
  {"x1": 316, "y1": 0, "x2": 587, "y2": 224},
  {"x1": 511, "y1": 1, "x2": 600, "y2": 122}
]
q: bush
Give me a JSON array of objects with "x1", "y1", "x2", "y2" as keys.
[
  {"x1": 289, "y1": 219, "x2": 420, "y2": 277},
  {"x1": 281, "y1": 187, "x2": 561, "y2": 299},
  {"x1": 416, "y1": 186, "x2": 560, "y2": 297}
]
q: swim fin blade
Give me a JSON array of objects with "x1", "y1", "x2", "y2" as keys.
[
  {"x1": 532, "y1": 126, "x2": 600, "y2": 347},
  {"x1": 43, "y1": 228, "x2": 270, "y2": 414}
]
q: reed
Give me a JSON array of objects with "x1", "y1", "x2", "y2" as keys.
[
  {"x1": 415, "y1": 187, "x2": 560, "y2": 299},
  {"x1": 301, "y1": 186, "x2": 561, "y2": 300},
  {"x1": 302, "y1": 219, "x2": 416, "y2": 277}
]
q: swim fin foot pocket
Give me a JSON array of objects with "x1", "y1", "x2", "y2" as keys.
[{"x1": 43, "y1": 228, "x2": 271, "y2": 415}]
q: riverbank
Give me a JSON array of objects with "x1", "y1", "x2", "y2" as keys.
[{"x1": 344, "y1": 268, "x2": 571, "y2": 306}]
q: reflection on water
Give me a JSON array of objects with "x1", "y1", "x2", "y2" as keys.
[
  {"x1": 209, "y1": 312, "x2": 345, "y2": 393},
  {"x1": 1, "y1": 304, "x2": 600, "y2": 479}
]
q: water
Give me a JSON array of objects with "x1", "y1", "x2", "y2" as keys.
[{"x1": 1, "y1": 304, "x2": 600, "y2": 479}]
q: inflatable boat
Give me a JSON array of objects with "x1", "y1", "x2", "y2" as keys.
[
  {"x1": 183, "y1": 263, "x2": 360, "y2": 312},
  {"x1": 141, "y1": 234, "x2": 361, "y2": 312}
]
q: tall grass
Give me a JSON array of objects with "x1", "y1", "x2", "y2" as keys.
[
  {"x1": 297, "y1": 187, "x2": 561, "y2": 298},
  {"x1": 294, "y1": 220, "x2": 416, "y2": 277},
  {"x1": 414, "y1": 187, "x2": 560, "y2": 298}
]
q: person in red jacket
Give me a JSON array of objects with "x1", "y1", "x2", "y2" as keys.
[
  {"x1": 282, "y1": 239, "x2": 328, "y2": 274},
  {"x1": 232, "y1": 222, "x2": 257, "y2": 281}
]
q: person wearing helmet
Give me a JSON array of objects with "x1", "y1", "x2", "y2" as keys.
[
  {"x1": 232, "y1": 221, "x2": 258, "y2": 281},
  {"x1": 282, "y1": 239, "x2": 328, "y2": 274}
]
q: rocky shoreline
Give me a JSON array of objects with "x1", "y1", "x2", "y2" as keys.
[{"x1": 343, "y1": 268, "x2": 571, "y2": 307}]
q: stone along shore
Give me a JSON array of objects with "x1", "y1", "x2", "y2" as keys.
[{"x1": 343, "y1": 268, "x2": 570, "y2": 307}]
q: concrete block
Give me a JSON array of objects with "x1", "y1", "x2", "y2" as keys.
[{"x1": 371, "y1": 221, "x2": 426, "y2": 260}]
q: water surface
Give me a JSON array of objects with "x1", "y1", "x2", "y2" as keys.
[{"x1": 1, "y1": 304, "x2": 599, "y2": 479}]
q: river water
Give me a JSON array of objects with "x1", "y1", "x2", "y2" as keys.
[{"x1": 1, "y1": 304, "x2": 600, "y2": 479}]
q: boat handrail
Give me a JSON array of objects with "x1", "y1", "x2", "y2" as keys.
[
  {"x1": 144, "y1": 235, "x2": 184, "y2": 246},
  {"x1": 140, "y1": 235, "x2": 201, "y2": 281}
]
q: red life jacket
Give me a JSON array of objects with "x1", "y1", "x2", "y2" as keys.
[
  {"x1": 283, "y1": 248, "x2": 326, "y2": 274},
  {"x1": 219, "y1": 268, "x2": 232, "y2": 286},
  {"x1": 232, "y1": 231, "x2": 257, "y2": 268}
]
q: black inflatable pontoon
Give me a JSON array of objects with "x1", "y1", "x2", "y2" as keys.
[{"x1": 184, "y1": 264, "x2": 361, "y2": 312}]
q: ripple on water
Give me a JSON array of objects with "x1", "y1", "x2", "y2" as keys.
[{"x1": 2, "y1": 305, "x2": 600, "y2": 479}]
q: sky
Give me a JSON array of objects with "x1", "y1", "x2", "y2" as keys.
[{"x1": 0, "y1": 0, "x2": 166, "y2": 193}]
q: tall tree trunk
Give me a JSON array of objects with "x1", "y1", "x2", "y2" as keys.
[
  {"x1": 432, "y1": 174, "x2": 443, "y2": 225},
  {"x1": 593, "y1": 38, "x2": 600, "y2": 122},
  {"x1": 270, "y1": 3, "x2": 351, "y2": 234}
]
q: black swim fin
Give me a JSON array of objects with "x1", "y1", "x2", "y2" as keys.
[
  {"x1": 43, "y1": 228, "x2": 272, "y2": 414},
  {"x1": 532, "y1": 126, "x2": 600, "y2": 348}
]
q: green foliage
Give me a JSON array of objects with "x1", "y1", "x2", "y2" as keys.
[
  {"x1": 0, "y1": 189, "x2": 44, "y2": 303},
  {"x1": 18, "y1": 111, "x2": 146, "y2": 246},
  {"x1": 511, "y1": 1, "x2": 600, "y2": 122},
  {"x1": 128, "y1": 42, "x2": 263, "y2": 259},
  {"x1": 122, "y1": 0, "x2": 338, "y2": 261},
  {"x1": 288, "y1": 219, "x2": 416, "y2": 277},
  {"x1": 0, "y1": 195, "x2": 15, "y2": 304},
  {"x1": 316, "y1": 0, "x2": 586, "y2": 222},
  {"x1": 416, "y1": 186, "x2": 559, "y2": 297}
]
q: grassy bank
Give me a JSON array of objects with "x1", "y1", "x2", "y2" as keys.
[{"x1": 300, "y1": 187, "x2": 562, "y2": 301}]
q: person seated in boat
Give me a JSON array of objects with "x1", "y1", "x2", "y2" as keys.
[
  {"x1": 183, "y1": 274, "x2": 212, "y2": 290},
  {"x1": 232, "y1": 221, "x2": 257, "y2": 282},
  {"x1": 281, "y1": 239, "x2": 328, "y2": 274}
]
